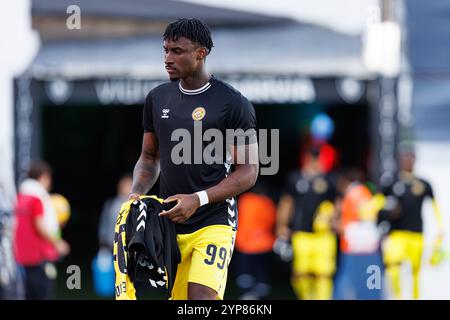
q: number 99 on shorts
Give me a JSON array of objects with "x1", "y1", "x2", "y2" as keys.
[{"x1": 203, "y1": 244, "x2": 227, "y2": 270}]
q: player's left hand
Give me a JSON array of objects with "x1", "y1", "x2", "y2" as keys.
[
  {"x1": 160, "y1": 193, "x2": 200, "y2": 223},
  {"x1": 430, "y1": 232, "x2": 445, "y2": 266}
]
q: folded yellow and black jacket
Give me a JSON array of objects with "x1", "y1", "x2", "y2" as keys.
[{"x1": 113, "y1": 196, "x2": 180, "y2": 300}]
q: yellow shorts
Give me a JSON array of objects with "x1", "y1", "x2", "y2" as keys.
[
  {"x1": 291, "y1": 231, "x2": 336, "y2": 276},
  {"x1": 382, "y1": 230, "x2": 423, "y2": 270},
  {"x1": 171, "y1": 225, "x2": 236, "y2": 300}
]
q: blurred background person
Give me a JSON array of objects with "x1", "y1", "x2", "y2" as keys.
[
  {"x1": 333, "y1": 168, "x2": 385, "y2": 300},
  {"x1": 13, "y1": 161, "x2": 70, "y2": 299},
  {"x1": 234, "y1": 180, "x2": 277, "y2": 300},
  {"x1": 93, "y1": 173, "x2": 132, "y2": 297},
  {"x1": 308, "y1": 112, "x2": 339, "y2": 174},
  {"x1": 276, "y1": 148, "x2": 337, "y2": 300},
  {"x1": 98, "y1": 174, "x2": 132, "y2": 251},
  {"x1": 381, "y1": 145, "x2": 445, "y2": 300}
]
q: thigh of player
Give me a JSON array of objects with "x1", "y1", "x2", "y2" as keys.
[{"x1": 188, "y1": 225, "x2": 236, "y2": 299}]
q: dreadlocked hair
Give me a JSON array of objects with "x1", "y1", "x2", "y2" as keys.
[{"x1": 163, "y1": 18, "x2": 214, "y2": 54}]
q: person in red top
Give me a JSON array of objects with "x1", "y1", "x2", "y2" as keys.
[
  {"x1": 333, "y1": 168, "x2": 384, "y2": 300},
  {"x1": 234, "y1": 180, "x2": 276, "y2": 299},
  {"x1": 14, "y1": 161, "x2": 69, "y2": 300},
  {"x1": 339, "y1": 183, "x2": 377, "y2": 254}
]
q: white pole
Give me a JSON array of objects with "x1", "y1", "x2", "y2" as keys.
[{"x1": 0, "y1": 0, "x2": 39, "y2": 205}]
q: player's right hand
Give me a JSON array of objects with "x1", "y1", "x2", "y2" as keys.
[
  {"x1": 55, "y1": 239, "x2": 70, "y2": 256},
  {"x1": 128, "y1": 193, "x2": 141, "y2": 201},
  {"x1": 273, "y1": 237, "x2": 293, "y2": 262}
]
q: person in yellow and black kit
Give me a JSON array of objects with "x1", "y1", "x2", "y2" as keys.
[
  {"x1": 128, "y1": 18, "x2": 258, "y2": 300},
  {"x1": 276, "y1": 148, "x2": 337, "y2": 300},
  {"x1": 381, "y1": 147, "x2": 444, "y2": 300}
]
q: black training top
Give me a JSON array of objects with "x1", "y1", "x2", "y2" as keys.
[
  {"x1": 383, "y1": 172, "x2": 434, "y2": 233},
  {"x1": 143, "y1": 76, "x2": 257, "y2": 234},
  {"x1": 284, "y1": 171, "x2": 336, "y2": 232}
]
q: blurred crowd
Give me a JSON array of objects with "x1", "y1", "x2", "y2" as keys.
[{"x1": 234, "y1": 140, "x2": 445, "y2": 300}]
